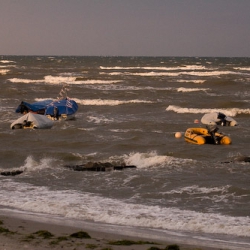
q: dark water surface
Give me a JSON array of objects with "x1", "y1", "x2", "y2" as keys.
[{"x1": 1, "y1": 56, "x2": 250, "y2": 249}]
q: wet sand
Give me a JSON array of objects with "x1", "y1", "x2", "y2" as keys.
[{"x1": 0, "y1": 213, "x2": 223, "y2": 250}]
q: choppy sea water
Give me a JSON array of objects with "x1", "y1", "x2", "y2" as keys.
[{"x1": 0, "y1": 56, "x2": 250, "y2": 249}]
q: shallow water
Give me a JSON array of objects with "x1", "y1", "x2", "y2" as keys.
[{"x1": 1, "y1": 56, "x2": 250, "y2": 249}]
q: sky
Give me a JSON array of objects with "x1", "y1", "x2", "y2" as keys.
[{"x1": 1, "y1": 0, "x2": 250, "y2": 57}]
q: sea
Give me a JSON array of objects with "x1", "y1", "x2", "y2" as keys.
[{"x1": 0, "y1": 56, "x2": 250, "y2": 249}]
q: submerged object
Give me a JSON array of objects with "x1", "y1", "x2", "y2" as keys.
[
  {"x1": 15, "y1": 98, "x2": 78, "y2": 120},
  {"x1": 1, "y1": 170, "x2": 23, "y2": 176},
  {"x1": 10, "y1": 113, "x2": 53, "y2": 129},
  {"x1": 65, "y1": 162, "x2": 137, "y2": 172},
  {"x1": 222, "y1": 156, "x2": 250, "y2": 164},
  {"x1": 201, "y1": 112, "x2": 237, "y2": 126},
  {"x1": 184, "y1": 126, "x2": 231, "y2": 145}
]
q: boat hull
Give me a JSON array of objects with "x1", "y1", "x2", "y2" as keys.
[{"x1": 184, "y1": 128, "x2": 231, "y2": 145}]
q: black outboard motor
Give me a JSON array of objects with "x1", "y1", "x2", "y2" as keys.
[
  {"x1": 217, "y1": 112, "x2": 227, "y2": 126},
  {"x1": 206, "y1": 125, "x2": 219, "y2": 144}
]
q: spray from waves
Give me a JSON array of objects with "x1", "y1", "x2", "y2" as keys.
[
  {"x1": 87, "y1": 115, "x2": 114, "y2": 124},
  {"x1": 1, "y1": 179, "x2": 250, "y2": 238},
  {"x1": 74, "y1": 98, "x2": 153, "y2": 106},
  {"x1": 114, "y1": 151, "x2": 194, "y2": 169},
  {"x1": 0, "y1": 155, "x2": 60, "y2": 174},
  {"x1": 166, "y1": 105, "x2": 250, "y2": 116}
]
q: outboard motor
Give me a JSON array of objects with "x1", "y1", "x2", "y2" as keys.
[{"x1": 206, "y1": 125, "x2": 219, "y2": 145}]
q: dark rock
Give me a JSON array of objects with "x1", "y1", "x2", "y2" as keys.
[
  {"x1": 0, "y1": 170, "x2": 24, "y2": 176},
  {"x1": 221, "y1": 156, "x2": 250, "y2": 164},
  {"x1": 233, "y1": 156, "x2": 250, "y2": 162},
  {"x1": 65, "y1": 162, "x2": 136, "y2": 172}
]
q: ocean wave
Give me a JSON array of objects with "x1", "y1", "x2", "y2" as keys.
[
  {"x1": 176, "y1": 80, "x2": 206, "y2": 84},
  {"x1": 75, "y1": 79, "x2": 122, "y2": 84},
  {"x1": 0, "y1": 155, "x2": 57, "y2": 174},
  {"x1": 234, "y1": 67, "x2": 250, "y2": 71},
  {"x1": 177, "y1": 87, "x2": 209, "y2": 92},
  {"x1": 166, "y1": 105, "x2": 250, "y2": 116},
  {"x1": 103, "y1": 70, "x2": 238, "y2": 77},
  {"x1": 100, "y1": 65, "x2": 207, "y2": 71},
  {"x1": 161, "y1": 184, "x2": 240, "y2": 204},
  {"x1": 0, "y1": 60, "x2": 16, "y2": 64},
  {"x1": 44, "y1": 75, "x2": 76, "y2": 84},
  {"x1": 0, "y1": 178, "x2": 250, "y2": 238},
  {"x1": 74, "y1": 98, "x2": 153, "y2": 106},
  {"x1": 87, "y1": 115, "x2": 114, "y2": 124},
  {"x1": 122, "y1": 151, "x2": 193, "y2": 169},
  {"x1": 0, "y1": 69, "x2": 10, "y2": 75},
  {"x1": 8, "y1": 78, "x2": 44, "y2": 83},
  {"x1": 8, "y1": 75, "x2": 122, "y2": 85}
]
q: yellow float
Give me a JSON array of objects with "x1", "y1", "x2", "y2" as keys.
[{"x1": 184, "y1": 127, "x2": 231, "y2": 145}]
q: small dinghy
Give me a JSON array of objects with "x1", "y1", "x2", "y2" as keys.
[
  {"x1": 184, "y1": 126, "x2": 231, "y2": 145},
  {"x1": 201, "y1": 112, "x2": 237, "y2": 126},
  {"x1": 10, "y1": 113, "x2": 54, "y2": 129}
]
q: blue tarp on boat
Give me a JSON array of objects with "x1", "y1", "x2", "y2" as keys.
[
  {"x1": 15, "y1": 98, "x2": 78, "y2": 119},
  {"x1": 45, "y1": 99, "x2": 78, "y2": 117},
  {"x1": 15, "y1": 100, "x2": 53, "y2": 114}
]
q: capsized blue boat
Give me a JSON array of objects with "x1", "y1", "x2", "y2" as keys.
[
  {"x1": 45, "y1": 98, "x2": 78, "y2": 120},
  {"x1": 15, "y1": 98, "x2": 78, "y2": 120},
  {"x1": 15, "y1": 99, "x2": 53, "y2": 115}
]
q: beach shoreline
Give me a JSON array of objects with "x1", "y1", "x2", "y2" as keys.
[{"x1": 0, "y1": 209, "x2": 233, "y2": 250}]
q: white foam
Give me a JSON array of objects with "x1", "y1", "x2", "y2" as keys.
[
  {"x1": 162, "y1": 185, "x2": 237, "y2": 203},
  {"x1": 87, "y1": 115, "x2": 114, "y2": 124},
  {"x1": 176, "y1": 80, "x2": 206, "y2": 84},
  {"x1": 0, "y1": 178, "x2": 249, "y2": 238},
  {"x1": 234, "y1": 67, "x2": 250, "y2": 71},
  {"x1": 0, "y1": 69, "x2": 10, "y2": 75},
  {"x1": 0, "y1": 60, "x2": 15, "y2": 64},
  {"x1": 0, "y1": 156, "x2": 58, "y2": 173},
  {"x1": 75, "y1": 79, "x2": 122, "y2": 84},
  {"x1": 44, "y1": 75, "x2": 76, "y2": 84},
  {"x1": 74, "y1": 98, "x2": 153, "y2": 106},
  {"x1": 104, "y1": 71, "x2": 238, "y2": 77},
  {"x1": 8, "y1": 78, "x2": 44, "y2": 83},
  {"x1": 122, "y1": 151, "x2": 193, "y2": 169},
  {"x1": 166, "y1": 105, "x2": 250, "y2": 116},
  {"x1": 177, "y1": 87, "x2": 209, "y2": 92},
  {"x1": 100, "y1": 65, "x2": 207, "y2": 71},
  {"x1": 8, "y1": 76, "x2": 122, "y2": 85}
]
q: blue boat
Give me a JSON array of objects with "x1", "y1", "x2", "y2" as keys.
[{"x1": 15, "y1": 98, "x2": 78, "y2": 120}]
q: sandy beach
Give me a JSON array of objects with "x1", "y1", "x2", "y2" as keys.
[{"x1": 0, "y1": 212, "x2": 225, "y2": 250}]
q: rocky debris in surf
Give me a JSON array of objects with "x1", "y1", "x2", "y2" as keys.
[
  {"x1": 0, "y1": 162, "x2": 137, "y2": 176},
  {"x1": 65, "y1": 161, "x2": 137, "y2": 172},
  {"x1": 221, "y1": 156, "x2": 250, "y2": 164},
  {"x1": 0, "y1": 170, "x2": 23, "y2": 176}
]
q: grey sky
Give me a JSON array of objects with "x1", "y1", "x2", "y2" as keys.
[{"x1": 1, "y1": 0, "x2": 250, "y2": 57}]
